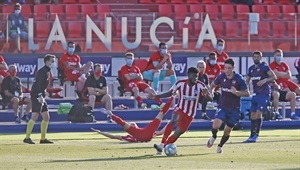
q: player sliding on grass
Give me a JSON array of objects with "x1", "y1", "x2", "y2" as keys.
[{"x1": 91, "y1": 97, "x2": 174, "y2": 142}]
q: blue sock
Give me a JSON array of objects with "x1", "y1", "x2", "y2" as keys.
[
  {"x1": 153, "y1": 75, "x2": 159, "y2": 91},
  {"x1": 170, "y1": 75, "x2": 176, "y2": 86}
]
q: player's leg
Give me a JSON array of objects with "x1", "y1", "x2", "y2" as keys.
[
  {"x1": 216, "y1": 110, "x2": 240, "y2": 153},
  {"x1": 153, "y1": 70, "x2": 161, "y2": 91},
  {"x1": 271, "y1": 91, "x2": 282, "y2": 119},
  {"x1": 39, "y1": 103, "x2": 53, "y2": 144},
  {"x1": 161, "y1": 111, "x2": 179, "y2": 144},
  {"x1": 287, "y1": 80, "x2": 300, "y2": 96},
  {"x1": 201, "y1": 98, "x2": 210, "y2": 120},
  {"x1": 11, "y1": 97, "x2": 20, "y2": 122},
  {"x1": 87, "y1": 94, "x2": 96, "y2": 110},
  {"x1": 100, "y1": 94, "x2": 113, "y2": 122},
  {"x1": 207, "y1": 108, "x2": 225, "y2": 148},
  {"x1": 244, "y1": 96, "x2": 258, "y2": 142},
  {"x1": 24, "y1": 99, "x2": 42, "y2": 144},
  {"x1": 142, "y1": 83, "x2": 162, "y2": 105},
  {"x1": 285, "y1": 91, "x2": 299, "y2": 120},
  {"x1": 163, "y1": 69, "x2": 176, "y2": 87},
  {"x1": 21, "y1": 97, "x2": 31, "y2": 122},
  {"x1": 99, "y1": 108, "x2": 132, "y2": 130},
  {"x1": 132, "y1": 86, "x2": 143, "y2": 106}
]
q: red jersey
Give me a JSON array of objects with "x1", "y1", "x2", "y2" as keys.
[
  {"x1": 0, "y1": 55, "x2": 6, "y2": 71},
  {"x1": 270, "y1": 61, "x2": 290, "y2": 82},
  {"x1": 215, "y1": 51, "x2": 229, "y2": 70},
  {"x1": 121, "y1": 135, "x2": 138, "y2": 142},
  {"x1": 120, "y1": 65, "x2": 142, "y2": 84},
  {"x1": 59, "y1": 52, "x2": 81, "y2": 72},
  {"x1": 169, "y1": 79, "x2": 206, "y2": 118},
  {"x1": 205, "y1": 60, "x2": 221, "y2": 82},
  {"x1": 144, "y1": 51, "x2": 172, "y2": 71},
  {"x1": 294, "y1": 58, "x2": 300, "y2": 68}
]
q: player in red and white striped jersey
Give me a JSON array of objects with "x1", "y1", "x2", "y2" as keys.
[{"x1": 149, "y1": 67, "x2": 212, "y2": 155}]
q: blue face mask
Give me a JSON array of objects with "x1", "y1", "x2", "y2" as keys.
[
  {"x1": 160, "y1": 49, "x2": 167, "y2": 55},
  {"x1": 15, "y1": 10, "x2": 20, "y2": 15},
  {"x1": 275, "y1": 56, "x2": 282, "y2": 62},
  {"x1": 67, "y1": 47, "x2": 75, "y2": 55},
  {"x1": 210, "y1": 60, "x2": 216, "y2": 65},
  {"x1": 216, "y1": 45, "x2": 224, "y2": 52},
  {"x1": 126, "y1": 59, "x2": 133, "y2": 66}
]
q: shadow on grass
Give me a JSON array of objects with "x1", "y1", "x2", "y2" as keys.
[{"x1": 43, "y1": 153, "x2": 212, "y2": 163}]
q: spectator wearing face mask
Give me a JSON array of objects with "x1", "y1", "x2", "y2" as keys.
[
  {"x1": 1, "y1": 65, "x2": 32, "y2": 123},
  {"x1": 214, "y1": 39, "x2": 229, "y2": 70},
  {"x1": 205, "y1": 52, "x2": 221, "y2": 84},
  {"x1": 270, "y1": 49, "x2": 300, "y2": 96},
  {"x1": 58, "y1": 41, "x2": 92, "y2": 83},
  {"x1": 119, "y1": 52, "x2": 162, "y2": 108},
  {"x1": 142, "y1": 42, "x2": 177, "y2": 92},
  {"x1": 7, "y1": 3, "x2": 28, "y2": 53}
]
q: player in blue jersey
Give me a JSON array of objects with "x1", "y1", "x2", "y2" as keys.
[
  {"x1": 207, "y1": 58, "x2": 250, "y2": 153},
  {"x1": 243, "y1": 51, "x2": 276, "y2": 143}
]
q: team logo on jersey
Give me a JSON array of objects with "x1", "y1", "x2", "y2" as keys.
[
  {"x1": 99, "y1": 83, "x2": 103, "y2": 87},
  {"x1": 223, "y1": 79, "x2": 226, "y2": 82},
  {"x1": 194, "y1": 90, "x2": 198, "y2": 95},
  {"x1": 232, "y1": 80, "x2": 236, "y2": 85},
  {"x1": 257, "y1": 68, "x2": 260, "y2": 71}
]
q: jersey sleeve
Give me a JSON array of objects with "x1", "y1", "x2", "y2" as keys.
[
  {"x1": 135, "y1": 66, "x2": 141, "y2": 74},
  {"x1": 120, "y1": 66, "x2": 129, "y2": 77},
  {"x1": 75, "y1": 54, "x2": 81, "y2": 63},
  {"x1": 247, "y1": 67, "x2": 251, "y2": 77},
  {"x1": 169, "y1": 81, "x2": 180, "y2": 93},
  {"x1": 283, "y1": 62, "x2": 290, "y2": 71},
  {"x1": 263, "y1": 62, "x2": 271, "y2": 73},
  {"x1": 85, "y1": 77, "x2": 94, "y2": 88},
  {"x1": 102, "y1": 77, "x2": 107, "y2": 87},
  {"x1": 269, "y1": 62, "x2": 276, "y2": 70},
  {"x1": 213, "y1": 74, "x2": 222, "y2": 86},
  {"x1": 238, "y1": 75, "x2": 248, "y2": 91}
]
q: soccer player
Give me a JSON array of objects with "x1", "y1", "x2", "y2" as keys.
[
  {"x1": 142, "y1": 42, "x2": 177, "y2": 92},
  {"x1": 149, "y1": 67, "x2": 211, "y2": 155},
  {"x1": 92, "y1": 97, "x2": 174, "y2": 142},
  {"x1": 119, "y1": 52, "x2": 162, "y2": 107},
  {"x1": 270, "y1": 49, "x2": 300, "y2": 95},
  {"x1": 207, "y1": 58, "x2": 250, "y2": 153},
  {"x1": 23, "y1": 54, "x2": 56, "y2": 144},
  {"x1": 243, "y1": 51, "x2": 276, "y2": 143},
  {"x1": 214, "y1": 39, "x2": 229, "y2": 70}
]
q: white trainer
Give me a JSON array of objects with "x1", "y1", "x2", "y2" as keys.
[
  {"x1": 216, "y1": 146, "x2": 223, "y2": 154},
  {"x1": 154, "y1": 143, "x2": 163, "y2": 155},
  {"x1": 99, "y1": 108, "x2": 112, "y2": 116},
  {"x1": 207, "y1": 137, "x2": 216, "y2": 148}
]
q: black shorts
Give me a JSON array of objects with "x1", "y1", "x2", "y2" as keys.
[
  {"x1": 31, "y1": 97, "x2": 48, "y2": 113},
  {"x1": 271, "y1": 91, "x2": 288, "y2": 102}
]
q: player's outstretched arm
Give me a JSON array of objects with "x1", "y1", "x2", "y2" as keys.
[{"x1": 91, "y1": 128, "x2": 122, "y2": 140}]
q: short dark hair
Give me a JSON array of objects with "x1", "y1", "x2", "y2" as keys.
[
  {"x1": 14, "y1": 3, "x2": 21, "y2": 9},
  {"x1": 159, "y1": 42, "x2": 166, "y2": 48},
  {"x1": 224, "y1": 58, "x2": 235, "y2": 67},
  {"x1": 44, "y1": 54, "x2": 56, "y2": 63},
  {"x1": 252, "y1": 50, "x2": 262, "y2": 58},
  {"x1": 209, "y1": 52, "x2": 217, "y2": 57},
  {"x1": 217, "y1": 39, "x2": 225, "y2": 44},
  {"x1": 274, "y1": 49, "x2": 282, "y2": 54},
  {"x1": 188, "y1": 67, "x2": 199, "y2": 74},
  {"x1": 67, "y1": 41, "x2": 75, "y2": 46},
  {"x1": 94, "y1": 63, "x2": 102, "y2": 70}
]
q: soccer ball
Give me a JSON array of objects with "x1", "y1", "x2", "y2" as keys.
[{"x1": 164, "y1": 144, "x2": 177, "y2": 156}]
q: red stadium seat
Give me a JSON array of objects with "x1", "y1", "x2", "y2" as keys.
[
  {"x1": 158, "y1": 5, "x2": 172, "y2": 17},
  {"x1": 205, "y1": 5, "x2": 219, "y2": 20},
  {"x1": 62, "y1": 0, "x2": 76, "y2": 3},
  {"x1": 220, "y1": 5, "x2": 235, "y2": 20},
  {"x1": 81, "y1": 4, "x2": 96, "y2": 19},
  {"x1": 211, "y1": 21, "x2": 224, "y2": 37},
  {"x1": 78, "y1": 0, "x2": 92, "y2": 3},
  {"x1": 34, "y1": 5, "x2": 48, "y2": 20},
  {"x1": 178, "y1": 21, "x2": 192, "y2": 37},
  {"x1": 266, "y1": 5, "x2": 281, "y2": 20},
  {"x1": 202, "y1": 0, "x2": 216, "y2": 4},
  {"x1": 272, "y1": 21, "x2": 286, "y2": 37},
  {"x1": 139, "y1": 0, "x2": 153, "y2": 3},
  {"x1": 156, "y1": 0, "x2": 169, "y2": 3},
  {"x1": 20, "y1": 5, "x2": 32, "y2": 19},
  {"x1": 236, "y1": 5, "x2": 249, "y2": 20},
  {"x1": 263, "y1": 0, "x2": 276, "y2": 4},
  {"x1": 186, "y1": 0, "x2": 199, "y2": 4},
  {"x1": 97, "y1": 5, "x2": 110, "y2": 20},
  {"x1": 252, "y1": 5, "x2": 266, "y2": 20},
  {"x1": 49, "y1": 5, "x2": 64, "y2": 20},
  {"x1": 116, "y1": 21, "x2": 129, "y2": 37},
  {"x1": 217, "y1": 0, "x2": 231, "y2": 4},
  {"x1": 170, "y1": 0, "x2": 184, "y2": 3},
  {"x1": 225, "y1": 21, "x2": 239, "y2": 37},
  {"x1": 282, "y1": 5, "x2": 296, "y2": 20},
  {"x1": 1, "y1": 6, "x2": 13, "y2": 20},
  {"x1": 277, "y1": 0, "x2": 291, "y2": 4},
  {"x1": 174, "y1": 5, "x2": 188, "y2": 19},
  {"x1": 65, "y1": 5, "x2": 80, "y2": 20},
  {"x1": 190, "y1": 4, "x2": 204, "y2": 17},
  {"x1": 240, "y1": 21, "x2": 249, "y2": 37},
  {"x1": 193, "y1": 21, "x2": 202, "y2": 36},
  {"x1": 67, "y1": 22, "x2": 84, "y2": 38},
  {"x1": 133, "y1": 59, "x2": 148, "y2": 72},
  {"x1": 35, "y1": 21, "x2": 51, "y2": 38},
  {"x1": 257, "y1": 21, "x2": 271, "y2": 37},
  {"x1": 287, "y1": 21, "x2": 299, "y2": 38}
]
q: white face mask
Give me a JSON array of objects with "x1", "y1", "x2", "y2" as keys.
[
  {"x1": 160, "y1": 49, "x2": 167, "y2": 55},
  {"x1": 275, "y1": 56, "x2": 282, "y2": 63},
  {"x1": 126, "y1": 59, "x2": 133, "y2": 66},
  {"x1": 210, "y1": 60, "x2": 216, "y2": 65},
  {"x1": 216, "y1": 45, "x2": 224, "y2": 52},
  {"x1": 67, "y1": 47, "x2": 75, "y2": 55},
  {"x1": 50, "y1": 62, "x2": 56, "y2": 68},
  {"x1": 15, "y1": 10, "x2": 21, "y2": 15}
]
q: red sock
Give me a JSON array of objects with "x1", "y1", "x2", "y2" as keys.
[
  {"x1": 135, "y1": 96, "x2": 143, "y2": 105},
  {"x1": 165, "y1": 135, "x2": 178, "y2": 145},
  {"x1": 112, "y1": 115, "x2": 126, "y2": 126},
  {"x1": 161, "y1": 97, "x2": 174, "y2": 115},
  {"x1": 161, "y1": 122, "x2": 174, "y2": 144},
  {"x1": 155, "y1": 98, "x2": 162, "y2": 105}
]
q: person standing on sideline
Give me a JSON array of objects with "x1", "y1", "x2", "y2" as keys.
[
  {"x1": 23, "y1": 54, "x2": 56, "y2": 144},
  {"x1": 243, "y1": 51, "x2": 276, "y2": 143},
  {"x1": 207, "y1": 58, "x2": 250, "y2": 153},
  {"x1": 214, "y1": 39, "x2": 229, "y2": 70}
]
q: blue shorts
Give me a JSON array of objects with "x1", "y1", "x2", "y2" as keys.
[
  {"x1": 215, "y1": 108, "x2": 240, "y2": 128},
  {"x1": 142, "y1": 69, "x2": 167, "y2": 81},
  {"x1": 250, "y1": 94, "x2": 270, "y2": 113},
  {"x1": 10, "y1": 31, "x2": 28, "y2": 39}
]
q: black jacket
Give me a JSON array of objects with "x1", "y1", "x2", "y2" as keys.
[{"x1": 31, "y1": 65, "x2": 51, "y2": 98}]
